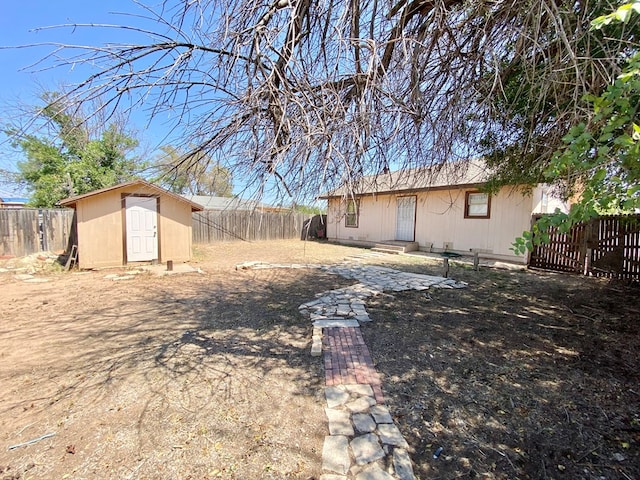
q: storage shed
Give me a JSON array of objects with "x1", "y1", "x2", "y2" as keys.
[{"x1": 59, "y1": 180, "x2": 204, "y2": 269}]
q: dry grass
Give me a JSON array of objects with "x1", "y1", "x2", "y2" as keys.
[
  {"x1": 1, "y1": 239, "x2": 638, "y2": 480},
  {"x1": 0, "y1": 240, "x2": 362, "y2": 480}
]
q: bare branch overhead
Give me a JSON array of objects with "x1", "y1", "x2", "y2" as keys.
[{"x1": 22, "y1": 0, "x2": 638, "y2": 201}]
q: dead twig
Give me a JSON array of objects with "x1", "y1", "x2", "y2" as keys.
[{"x1": 8, "y1": 432, "x2": 56, "y2": 450}]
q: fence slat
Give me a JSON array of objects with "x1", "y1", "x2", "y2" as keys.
[
  {"x1": 191, "y1": 210, "x2": 309, "y2": 244},
  {"x1": 529, "y1": 213, "x2": 640, "y2": 282},
  {"x1": 0, "y1": 209, "x2": 75, "y2": 257}
]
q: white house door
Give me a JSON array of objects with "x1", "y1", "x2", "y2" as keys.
[
  {"x1": 125, "y1": 196, "x2": 158, "y2": 262},
  {"x1": 396, "y1": 196, "x2": 416, "y2": 241}
]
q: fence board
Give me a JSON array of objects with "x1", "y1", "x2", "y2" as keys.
[
  {"x1": 0, "y1": 209, "x2": 75, "y2": 257},
  {"x1": 529, "y1": 214, "x2": 640, "y2": 282},
  {"x1": 2, "y1": 208, "x2": 309, "y2": 258},
  {"x1": 41, "y1": 209, "x2": 76, "y2": 252},
  {"x1": 192, "y1": 210, "x2": 309, "y2": 243}
]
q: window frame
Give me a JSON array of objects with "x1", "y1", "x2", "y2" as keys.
[
  {"x1": 345, "y1": 199, "x2": 360, "y2": 228},
  {"x1": 464, "y1": 191, "x2": 491, "y2": 219}
]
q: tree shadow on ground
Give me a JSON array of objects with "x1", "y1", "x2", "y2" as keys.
[
  {"x1": 364, "y1": 262, "x2": 640, "y2": 480},
  {"x1": 0, "y1": 267, "x2": 352, "y2": 479}
]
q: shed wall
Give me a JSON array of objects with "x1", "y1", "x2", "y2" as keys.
[
  {"x1": 74, "y1": 184, "x2": 194, "y2": 269},
  {"x1": 159, "y1": 199, "x2": 193, "y2": 263},
  {"x1": 76, "y1": 190, "x2": 124, "y2": 268}
]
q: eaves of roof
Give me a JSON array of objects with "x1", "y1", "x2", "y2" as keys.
[
  {"x1": 58, "y1": 179, "x2": 204, "y2": 211},
  {"x1": 319, "y1": 160, "x2": 490, "y2": 199}
]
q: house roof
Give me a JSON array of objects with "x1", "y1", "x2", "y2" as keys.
[
  {"x1": 182, "y1": 195, "x2": 266, "y2": 211},
  {"x1": 0, "y1": 197, "x2": 29, "y2": 204},
  {"x1": 58, "y1": 179, "x2": 205, "y2": 211},
  {"x1": 319, "y1": 160, "x2": 491, "y2": 198},
  {"x1": 182, "y1": 195, "x2": 290, "y2": 212}
]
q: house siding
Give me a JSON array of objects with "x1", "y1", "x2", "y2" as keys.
[{"x1": 327, "y1": 187, "x2": 537, "y2": 263}]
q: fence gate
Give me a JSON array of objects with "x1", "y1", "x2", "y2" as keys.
[{"x1": 529, "y1": 214, "x2": 640, "y2": 282}]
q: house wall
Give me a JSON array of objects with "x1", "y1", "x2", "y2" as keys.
[
  {"x1": 74, "y1": 185, "x2": 194, "y2": 269},
  {"x1": 327, "y1": 186, "x2": 538, "y2": 263},
  {"x1": 531, "y1": 185, "x2": 569, "y2": 214}
]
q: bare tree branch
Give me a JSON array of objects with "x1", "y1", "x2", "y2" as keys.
[{"x1": 12, "y1": 0, "x2": 637, "y2": 202}]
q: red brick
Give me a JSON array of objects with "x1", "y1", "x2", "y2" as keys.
[
  {"x1": 325, "y1": 369, "x2": 336, "y2": 385},
  {"x1": 372, "y1": 384, "x2": 384, "y2": 403},
  {"x1": 354, "y1": 365, "x2": 368, "y2": 384}
]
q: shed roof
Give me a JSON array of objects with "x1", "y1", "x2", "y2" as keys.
[
  {"x1": 58, "y1": 179, "x2": 204, "y2": 211},
  {"x1": 319, "y1": 160, "x2": 490, "y2": 198}
]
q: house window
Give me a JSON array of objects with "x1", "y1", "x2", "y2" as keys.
[
  {"x1": 345, "y1": 199, "x2": 359, "y2": 227},
  {"x1": 540, "y1": 191, "x2": 549, "y2": 213},
  {"x1": 465, "y1": 192, "x2": 490, "y2": 218}
]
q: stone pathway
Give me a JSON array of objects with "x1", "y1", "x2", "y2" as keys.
[{"x1": 238, "y1": 258, "x2": 467, "y2": 480}]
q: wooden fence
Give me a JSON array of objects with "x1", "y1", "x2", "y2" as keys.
[
  {"x1": 1, "y1": 208, "x2": 310, "y2": 258},
  {"x1": 192, "y1": 210, "x2": 309, "y2": 243},
  {"x1": 0, "y1": 209, "x2": 76, "y2": 257},
  {"x1": 529, "y1": 214, "x2": 640, "y2": 282}
]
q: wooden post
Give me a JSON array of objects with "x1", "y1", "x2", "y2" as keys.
[
  {"x1": 584, "y1": 248, "x2": 592, "y2": 276},
  {"x1": 443, "y1": 257, "x2": 449, "y2": 278},
  {"x1": 166, "y1": 260, "x2": 173, "y2": 271},
  {"x1": 473, "y1": 251, "x2": 479, "y2": 271}
]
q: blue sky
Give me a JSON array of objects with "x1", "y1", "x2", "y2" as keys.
[
  {"x1": 0, "y1": 1, "x2": 185, "y2": 197},
  {"x1": 0, "y1": 1, "x2": 149, "y2": 105},
  {"x1": 0, "y1": 1, "x2": 308, "y2": 206}
]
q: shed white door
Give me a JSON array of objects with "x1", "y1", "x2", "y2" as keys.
[
  {"x1": 396, "y1": 196, "x2": 416, "y2": 241},
  {"x1": 125, "y1": 197, "x2": 158, "y2": 262}
]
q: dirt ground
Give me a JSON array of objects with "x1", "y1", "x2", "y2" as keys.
[{"x1": 0, "y1": 240, "x2": 638, "y2": 480}]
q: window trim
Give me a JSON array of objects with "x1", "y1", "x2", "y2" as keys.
[
  {"x1": 345, "y1": 199, "x2": 360, "y2": 228},
  {"x1": 464, "y1": 191, "x2": 491, "y2": 219}
]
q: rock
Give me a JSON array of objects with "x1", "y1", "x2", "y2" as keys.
[
  {"x1": 341, "y1": 384, "x2": 372, "y2": 397},
  {"x1": 325, "y1": 408, "x2": 354, "y2": 436},
  {"x1": 353, "y1": 463, "x2": 394, "y2": 479},
  {"x1": 393, "y1": 448, "x2": 416, "y2": 480},
  {"x1": 377, "y1": 423, "x2": 409, "y2": 448},
  {"x1": 351, "y1": 433, "x2": 385, "y2": 465},
  {"x1": 346, "y1": 396, "x2": 377, "y2": 413},
  {"x1": 314, "y1": 319, "x2": 360, "y2": 328},
  {"x1": 369, "y1": 405, "x2": 393, "y2": 424},
  {"x1": 352, "y1": 413, "x2": 376, "y2": 433},
  {"x1": 325, "y1": 387, "x2": 350, "y2": 408},
  {"x1": 322, "y1": 435, "x2": 350, "y2": 474}
]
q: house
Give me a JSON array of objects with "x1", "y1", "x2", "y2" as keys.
[
  {"x1": 0, "y1": 197, "x2": 29, "y2": 208},
  {"x1": 59, "y1": 180, "x2": 204, "y2": 269},
  {"x1": 182, "y1": 194, "x2": 290, "y2": 213},
  {"x1": 320, "y1": 161, "x2": 568, "y2": 264}
]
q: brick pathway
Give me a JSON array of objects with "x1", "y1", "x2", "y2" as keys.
[
  {"x1": 238, "y1": 259, "x2": 467, "y2": 479},
  {"x1": 323, "y1": 326, "x2": 384, "y2": 403}
]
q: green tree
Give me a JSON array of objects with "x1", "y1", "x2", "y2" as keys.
[
  {"x1": 9, "y1": 94, "x2": 140, "y2": 207},
  {"x1": 513, "y1": 2, "x2": 640, "y2": 253},
  {"x1": 152, "y1": 145, "x2": 233, "y2": 196},
  {"x1": 294, "y1": 204, "x2": 326, "y2": 215},
  {"x1": 479, "y1": 0, "x2": 639, "y2": 187}
]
